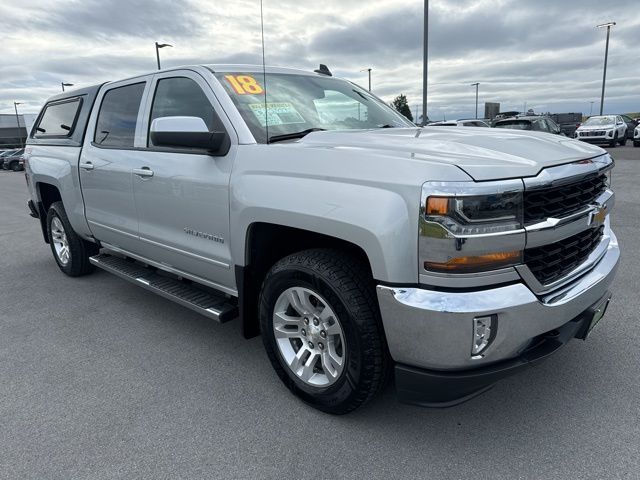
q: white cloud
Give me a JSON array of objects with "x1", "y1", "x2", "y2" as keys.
[{"x1": 0, "y1": 0, "x2": 638, "y2": 118}]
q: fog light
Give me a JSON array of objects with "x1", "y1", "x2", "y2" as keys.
[{"x1": 471, "y1": 315, "x2": 496, "y2": 358}]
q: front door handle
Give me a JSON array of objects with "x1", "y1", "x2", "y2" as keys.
[
  {"x1": 79, "y1": 162, "x2": 94, "y2": 171},
  {"x1": 133, "y1": 167, "x2": 154, "y2": 178}
]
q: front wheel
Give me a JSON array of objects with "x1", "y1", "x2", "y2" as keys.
[
  {"x1": 634, "y1": 140, "x2": 640, "y2": 147},
  {"x1": 609, "y1": 134, "x2": 617, "y2": 148},
  {"x1": 10, "y1": 161, "x2": 21, "y2": 171},
  {"x1": 46, "y1": 201, "x2": 98, "y2": 276},
  {"x1": 259, "y1": 249, "x2": 388, "y2": 414}
]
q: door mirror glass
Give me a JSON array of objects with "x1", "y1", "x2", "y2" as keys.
[{"x1": 149, "y1": 116, "x2": 229, "y2": 154}]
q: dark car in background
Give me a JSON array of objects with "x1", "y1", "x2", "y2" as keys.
[
  {"x1": 549, "y1": 112, "x2": 583, "y2": 137},
  {"x1": 493, "y1": 116, "x2": 564, "y2": 135},
  {"x1": 0, "y1": 149, "x2": 18, "y2": 169},
  {"x1": 619, "y1": 114, "x2": 638, "y2": 139},
  {"x1": 1, "y1": 148, "x2": 25, "y2": 171}
]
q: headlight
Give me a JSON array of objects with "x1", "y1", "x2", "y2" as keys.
[
  {"x1": 420, "y1": 181, "x2": 525, "y2": 273},
  {"x1": 425, "y1": 191, "x2": 523, "y2": 235}
]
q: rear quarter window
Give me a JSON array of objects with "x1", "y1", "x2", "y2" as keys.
[{"x1": 34, "y1": 98, "x2": 82, "y2": 137}]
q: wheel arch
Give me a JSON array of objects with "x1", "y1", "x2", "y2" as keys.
[
  {"x1": 35, "y1": 182, "x2": 63, "y2": 243},
  {"x1": 237, "y1": 222, "x2": 376, "y2": 338}
]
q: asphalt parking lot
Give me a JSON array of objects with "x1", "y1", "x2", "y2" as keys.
[{"x1": 1, "y1": 146, "x2": 639, "y2": 479}]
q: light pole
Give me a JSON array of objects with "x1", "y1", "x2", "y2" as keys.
[
  {"x1": 471, "y1": 82, "x2": 480, "y2": 119},
  {"x1": 422, "y1": 0, "x2": 429, "y2": 125},
  {"x1": 596, "y1": 22, "x2": 615, "y2": 115},
  {"x1": 61, "y1": 82, "x2": 74, "y2": 92},
  {"x1": 155, "y1": 42, "x2": 172, "y2": 70},
  {"x1": 13, "y1": 102, "x2": 23, "y2": 148},
  {"x1": 360, "y1": 68, "x2": 372, "y2": 91}
]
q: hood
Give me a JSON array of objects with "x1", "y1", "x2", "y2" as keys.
[
  {"x1": 299, "y1": 127, "x2": 605, "y2": 181},
  {"x1": 578, "y1": 124, "x2": 614, "y2": 130}
]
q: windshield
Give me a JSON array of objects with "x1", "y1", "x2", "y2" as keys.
[
  {"x1": 215, "y1": 72, "x2": 413, "y2": 143},
  {"x1": 583, "y1": 116, "x2": 615, "y2": 126},
  {"x1": 494, "y1": 120, "x2": 531, "y2": 130}
]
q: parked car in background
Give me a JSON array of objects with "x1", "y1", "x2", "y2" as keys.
[
  {"x1": 493, "y1": 116, "x2": 563, "y2": 135},
  {"x1": 634, "y1": 124, "x2": 639, "y2": 147},
  {"x1": 619, "y1": 114, "x2": 638, "y2": 139},
  {"x1": 427, "y1": 119, "x2": 490, "y2": 127},
  {"x1": 0, "y1": 149, "x2": 17, "y2": 168},
  {"x1": 575, "y1": 115, "x2": 627, "y2": 147},
  {"x1": 1, "y1": 148, "x2": 24, "y2": 171},
  {"x1": 549, "y1": 112, "x2": 583, "y2": 137}
]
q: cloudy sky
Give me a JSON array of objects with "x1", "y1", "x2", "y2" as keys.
[{"x1": 1, "y1": 0, "x2": 638, "y2": 120}]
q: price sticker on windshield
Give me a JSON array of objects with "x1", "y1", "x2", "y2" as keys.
[{"x1": 224, "y1": 75, "x2": 264, "y2": 95}]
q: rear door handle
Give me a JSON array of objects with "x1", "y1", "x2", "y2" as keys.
[
  {"x1": 133, "y1": 167, "x2": 154, "y2": 178},
  {"x1": 79, "y1": 162, "x2": 94, "y2": 171}
]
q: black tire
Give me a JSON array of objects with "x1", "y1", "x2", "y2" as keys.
[
  {"x1": 259, "y1": 249, "x2": 389, "y2": 414},
  {"x1": 634, "y1": 140, "x2": 640, "y2": 148},
  {"x1": 619, "y1": 135, "x2": 627, "y2": 146},
  {"x1": 609, "y1": 134, "x2": 617, "y2": 148},
  {"x1": 46, "y1": 201, "x2": 98, "y2": 276},
  {"x1": 10, "y1": 161, "x2": 21, "y2": 171}
]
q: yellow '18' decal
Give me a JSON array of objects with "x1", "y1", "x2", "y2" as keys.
[{"x1": 224, "y1": 75, "x2": 264, "y2": 95}]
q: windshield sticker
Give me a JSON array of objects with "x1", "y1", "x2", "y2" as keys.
[
  {"x1": 224, "y1": 75, "x2": 264, "y2": 95},
  {"x1": 248, "y1": 103, "x2": 306, "y2": 126}
]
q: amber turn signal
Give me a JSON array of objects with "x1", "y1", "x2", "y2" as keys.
[
  {"x1": 424, "y1": 251, "x2": 522, "y2": 273},
  {"x1": 426, "y1": 196, "x2": 449, "y2": 216}
]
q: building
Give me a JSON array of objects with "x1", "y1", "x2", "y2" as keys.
[
  {"x1": 0, "y1": 114, "x2": 37, "y2": 149},
  {"x1": 484, "y1": 102, "x2": 500, "y2": 120}
]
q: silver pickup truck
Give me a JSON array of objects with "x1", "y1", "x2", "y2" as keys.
[{"x1": 24, "y1": 64, "x2": 619, "y2": 414}]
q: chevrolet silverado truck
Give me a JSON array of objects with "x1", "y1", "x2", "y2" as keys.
[{"x1": 24, "y1": 65, "x2": 619, "y2": 414}]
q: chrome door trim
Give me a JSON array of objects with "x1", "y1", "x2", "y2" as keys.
[
  {"x1": 88, "y1": 220, "x2": 138, "y2": 239},
  {"x1": 138, "y1": 236, "x2": 230, "y2": 269},
  {"x1": 101, "y1": 242, "x2": 237, "y2": 297}
]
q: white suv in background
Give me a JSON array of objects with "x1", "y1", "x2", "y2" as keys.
[{"x1": 575, "y1": 115, "x2": 627, "y2": 147}]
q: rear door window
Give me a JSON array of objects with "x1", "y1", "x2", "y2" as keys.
[
  {"x1": 34, "y1": 98, "x2": 81, "y2": 137},
  {"x1": 94, "y1": 83, "x2": 145, "y2": 148}
]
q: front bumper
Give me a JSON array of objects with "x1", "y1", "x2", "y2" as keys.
[
  {"x1": 577, "y1": 136, "x2": 613, "y2": 144},
  {"x1": 377, "y1": 229, "x2": 619, "y2": 406}
]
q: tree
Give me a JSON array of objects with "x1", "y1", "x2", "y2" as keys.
[{"x1": 391, "y1": 94, "x2": 413, "y2": 122}]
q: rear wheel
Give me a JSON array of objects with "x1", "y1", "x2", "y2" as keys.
[
  {"x1": 634, "y1": 140, "x2": 640, "y2": 147},
  {"x1": 10, "y1": 161, "x2": 21, "y2": 171},
  {"x1": 46, "y1": 201, "x2": 98, "y2": 276},
  {"x1": 259, "y1": 249, "x2": 388, "y2": 414}
]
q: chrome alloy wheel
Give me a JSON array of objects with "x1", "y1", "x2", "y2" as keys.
[
  {"x1": 51, "y1": 216, "x2": 70, "y2": 265},
  {"x1": 273, "y1": 287, "x2": 346, "y2": 387}
]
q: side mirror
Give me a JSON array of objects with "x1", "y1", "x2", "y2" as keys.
[{"x1": 150, "y1": 116, "x2": 229, "y2": 155}]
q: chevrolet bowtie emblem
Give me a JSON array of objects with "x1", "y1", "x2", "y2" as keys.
[{"x1": 590, "y1": 204, "x2": 607, "y2": 226}]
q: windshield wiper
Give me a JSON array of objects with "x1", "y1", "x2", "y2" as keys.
[{"x1": 268, "y1": 128, "x2": 326, "y2": 144}]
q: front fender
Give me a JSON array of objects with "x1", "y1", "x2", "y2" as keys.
[{"x1": 230, "y1": 173, "x2": 418, "y2": 283}]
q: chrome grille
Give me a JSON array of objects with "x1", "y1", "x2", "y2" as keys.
[
  {"x1": 524, "y1": 174, "x2": 607, "y2": 223},
  {"x1": 524, "y1": 226, "x2": 604, "y2": 285}
]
